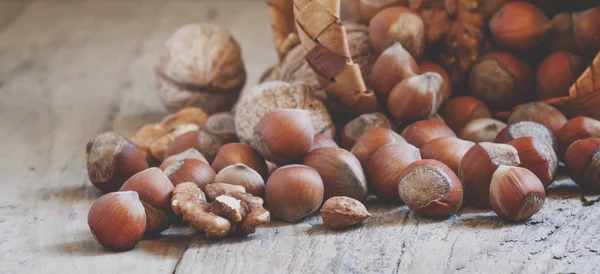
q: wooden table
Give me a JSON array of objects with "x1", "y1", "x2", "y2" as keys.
[{"x1": 1, "y1": 1, "x2": 599, "y2": 273}]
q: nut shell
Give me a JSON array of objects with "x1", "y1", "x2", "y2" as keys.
[
  {"x1": 341, "y1": 112, "x2": 394, "y2": 150},
  {"x1": 164, "y1": 130, "x2": 224, "y2": 163},
  {"x1": 367, "y1": 143, "x2": 421, "y2": 203},
  {"x1": 160, "y1": 148, "x2": 208, "y2": 170},
  {"x1": 536, "y1": 52, "x2": 586, "y2": 100},
  {"x1": 556, "y1": 116, "x2": 600, "y2": 159},
  {"x1": 370, "y1": 43, "x2": 418, "y2": 99},
  {"x1": 565, "y1": 138, "x2": 600, "y2": 191},
  {"x1": 459, "y1": 118, "x2": 507, "y2": 143},
  {"x1": 490, "y1": 166, "x2": 545, "y2": 221},
  {"x1": 164, "y1": 158, "x2": 216, "y2": 190},
  {"x1": 508, "y1": 137, "x2": 557, "y2": 188},
  {"x1": 388, "y1": 72, "x2": 445, "y2": 122},
  {"x1": 573, "y1": 7, "x2": 600, "y2": 56},
  {"x1": 439, "y1": 96, "x2": 492, "y2": 133},
  {"x1": 211, "y1": 143, "x2": 268, "y2": 180},
  {"x1": 303, "y1": 148, "x2": 368, "y2": 201},
  {"x1": 214, "y1": 164, "x2": 265, "y2": 197},
  {"x1": 351, "y1": 128, "x2": 406, "y2": 168},
  {"x1": 489, "y1": 2, "x2": 552, "y2": 51},
  {"x1": 398, "y1": 159, "x2": 463, "y2": 217},
  {"x1": 401, "y1": 119, "x2": 456, "y2": 149},
  {"x1": 235, "y1": 81, "x2": 334, "y2": 147},
  {"x1": 265, "y1": 165, "x2": 324, "y2": 223},
  {"x1": 507, "y1": 103, "x2": 567, "y2": 134},
  {"x1": 420, "y1": 137, "x2": 475, "y2": 174},
  {"x1": 369, "y1": 7, "x2": 426, "y2": 60},
  {"x1": 309, "y1": 133, "x2": 339, "y2": 152},
  {"x1": 88, "y1": 191, "x2": 146, "y2": 251},
  {"x1": 495, "y1": 121, "x2": 556, "y2": 150}
]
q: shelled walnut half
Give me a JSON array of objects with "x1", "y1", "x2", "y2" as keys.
[{"x1": 171, "y1": 183, "x2": 270, "y2": 238}]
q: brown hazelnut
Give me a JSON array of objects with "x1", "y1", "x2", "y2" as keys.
[
  {"x1": 573, "y1": 7, "x2": 600, "y2": 57},
  {"x1": 420, "y1": 137, "x2": 475, "y2": 174},
  {"x1": 88, "y1": 191, "x2": 146, "y2": 251},
  {"x1": 398, "y1": 159, "x2": 463, "y2": 217},
  {"x1": 401, "y1": 119, "x2": 456, "y2": 149},
  {"x1": 536, "y1": 51, "x2": 587, "y2": 100},
  {"x1": 341, "y1": 112, "x2": 394, "y2": 150},
  {"x1": 459, "y1": 118, "x2": 507, "y2": 143},
  {"x1": 370, "y1": 43, "x2": 418, "y2": 99},
  {"x1": 369, "y1": 7, "x2": 426, "y2": 60},
  {"x1": 358, "y1": 0, "x2": 403, "y2": 22},
  {"x1": 495, "y1": 121, "x2": 556, "y2": 150},
  {"x1": 120, "y1": 168, "x2": 174, "y2": 234},
  {"x1": 320, "y1": 196, "x2": 371, "y2": 229},
  {"x1": 507, "y1": 102, "x2": 568, "y2": 134},
  {"x1": 489, "y1": 2, "x2": 552, "y2": 51},
  {"x1": 211, "y1": 143, "x2": 268, "y2": 180},
  {"x1": 266, "y1": 161, "x2": 278, "y2": 175},
  {"x1": 490, "y1": 166, "x2": 545, "y2": 221},
  {"x1": 160, "y1": 107, "x2": 209, "y2": 130},
  {"x1": 163, "y1": 130, "x2": 224, "y2": 163},
  {"x1": 164, "y1": 158, "x2": 216, "y2": 190},
  {"x1": 253, "y1": 108, "x2": 314, "y2": 165},
  {"x1": 388, "y1": 72, "x2": 445, "y2": 122},
  {"x1": 213, "y1": 164, "x2": 265, "y2": 197},
  {"x1": 265, "y1": 165, "x2": 324, "y2": 223},
  {"x1": 155, "y1": 24, "x2": 245, "y2": 113},
  {"x1": 439, "y1": 96, "x2": 492, "y2": 133},
  {"x1": 303, "y1": 148, "x2": 368, "y2": 201},
  {"x1": 205, "y1": 112, "x2": 238, "y2": 144},
  {"x1": 556, "y1": 117, "x2": 600, "y2": 160},
  {"x1": 309, "y1": 133, "x2": 339, "y2": 152},
  {"x1": 419, "y1": 61, "x2": 452, "y2": 103},
  {"x1": 235, "y1": 81, "x2": 334, "y2": 148},
  {"x1": 367, "y1": 143, "x2": 421, "y2": 203},
  {"x1": 508, "y1": 137, "x2": 558, "y2": 188},
  {"x1": 159, "y1": 148, "x2": 208, "y2": 170},
  {"x1": 86, "y1": 132, "x2": 149, "y2": 193},
  {"x1": 469, "y1": 52, "x2": 533, "y2": 109},
  {"x1": 149, "y1": 124, "x2": 200, "y2": 161},
  {"x1": 458, "y1": 142, "x2": 521, "y2": 207},
  {"x1": 351, "y1": 127, "x2": 406, "y2": 168},
  {"x1": 565, "y1": 138, "x2": 600, "y2": 192}
]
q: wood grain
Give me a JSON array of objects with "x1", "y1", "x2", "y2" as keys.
[{"x1": 0, "y1": 1, "x2": 599, "y2": 274}]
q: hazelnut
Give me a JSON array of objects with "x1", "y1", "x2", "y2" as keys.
[
  {"x1": 155, "y1": 24, "x2": 246, "y2": 113},
  {"x1": 439, "y1": 96, "x2": 492, "y2": 133},
  {"x1": 565, "y1": 138, "x2": 600, "y2": 191},
  {"x1": 401, "y1": 119, "x2": 456, "y2": 149},
  {"x1": 369, "y1": 7, "x2": 426, "y2": 60},
  {"x1": 86, "y1": 132, "x2": 149, "y2": 193},
  {"x1": 265, "y1": 165, "x2": 324, "y2": 223},
  {"x1": 419, "y1": 61, "x2": 452, "y2": 103},
  {"x1": 458, "y1": 142, "x2": 521, "y2": 207},
  {"x1": 214, "y1": 164, "x2": 265, "y2": 197},
  {"x1": 495, "y1": 121, "x2": 556, "y2": 150},
  {"x1": 556, "y1": 117, "x2": 600, "y2": 159},
  {"x1": 358, "y1": 0, "x2": 403, "y2": 22},
  {"x1": 459, "y1": 118, "x2": 507, "y2": 143},
  {"x1": 549, "y1": 12, "x2": 579, "y2": 53},
  {"x1": 489, "y1": 2, "x2": 552, "y2": 51},
  {"x1": 164, "y1": 158, "x2": 216, "y2": 190},
  {"x1": 266, "y1": 161, "x2": 278, "y2": 175},
  {"x1": 303, "y1": 148, "x2": 368, "y2": 201},
  {"x1": 490, "y1": 166, "x2": 545, "y2": 221},
  {"x1": 160, "y1": 107, "x2": 209, "y2": 130},
  {"x1": 469, "y1": 52, "x2": 533, "y2": 109},
  {"x1": 253, "y1": 108, "x2": 314, "y2": 165},
  {"x1": 149, "y1": 124, "x2": 200, "y2": 161},
  {"x1": 572, "y1": 7, "x2": 600, "y2": 57},
  {"x1": 420, "y1": 137, "x2": 475, "y2": 174},
  {"x1": 507, "y1": 103, "x2": 568, "y2": 134},
  {"x1": 509, "y1": 137, "x2": 558, "y2": 188},
  {"x1": 536, "y1": 51, "x2": 586, "y2": 100},
  {"x1": 309, "y1": 133, "x2": 339, "y2": 152},
  {"x1": 398, "y1": 159, "x2": 463, "y2": 217},
  {"x1": 211, "y1": 143, "x2": 268, "y2": 180},
  {"x1": 205, "y1": 112, "x2": 239, "y2": 144},
  {"x1": 388, "y1": 73, "x2": 445, "y2": 122},
  {"x1": 235, "y1": 81, "x2": 334, "y2": 149},
  {"x1": 164, "y1": 130, "x2": 224, "y2": 163},
  {"x1": 369, "y1": 43, "x2": 418, "y2": 99},
  {"x1": 159, "y1": 148, "x2": 208, "y2": 170},
  {"x1": 367, "y1": 143, "x2": 421, "y2": 203},
  {"x1": 88, "y1": 191, "x2": 146, "y2": 251},
  {"x1": 340, "y1": 112, "x2": 394, "y2": 150},
  {"x1": 120, "y1": 168, "x2": 174, "y2": 234},
  {"x1": 351, "y1": 127, "x2": 406, "y2": 168},
  {"x1": 321, "y1": 196, "x2": 371, "y2": 229}
]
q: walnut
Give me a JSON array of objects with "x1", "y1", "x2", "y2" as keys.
[
  {"x1": 171, "y1": 182, "x2": 270, "y2": 238},
  {"x1": 155, "y1": 24, "x2": 246, "y2": 113},
  {"x1": 234, "y1": 81, "x2": 335, "y2": 147}
]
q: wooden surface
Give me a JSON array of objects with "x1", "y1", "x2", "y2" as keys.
[{"x1": 1, "y1": 1, "x2": 599, "y2": 273}]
